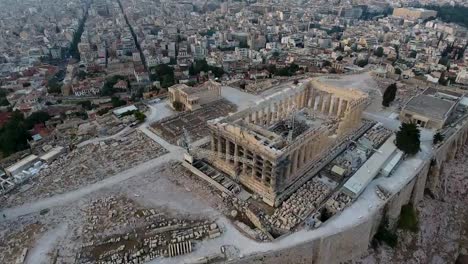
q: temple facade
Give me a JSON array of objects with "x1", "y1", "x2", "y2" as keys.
[{"x1": 207, "y1": 78, "x2": 368, "y2": 206}]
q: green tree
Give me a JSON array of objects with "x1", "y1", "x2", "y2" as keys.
[
  {"x1": 424, "y1": 5, "x2": 468, "y2": 28},
  {"x1": 25, "y1": 111, "x2": 50, "y2": 129},
  {"x1": 396, "y1": 123, "x2": 421, "y2": 155},
  {"x1": 188, "y1": 59, "x2": 225, "y2": 78},
  {"x1": 101, "y1": 75, "x2": 127, "y2": 96},
  {"x1": 78, "y1": 70, "x2": 88, "y2": 80},
  {"x1": 433, "y1": 132, "x2": 444, "y2": 145},
  {"x1": 374, "y1": 47, "x2": 384, "y2": 57},
  {"x1": 276, "y1": 63, "x2": 299, "y2": 76},
  {"x1": 322, "y1": 60, "x2": 332, "y2": 67},
  {"x1": 78, "y1": 100, "x2": 93, "y2": 110},
  {"x1": 111, "y1": 97, "x2": 126, "y2": 108},
  {"x1": 373, "y1": 217, "x2": 398, "y2": 248},
  {"x1": 150, "y1": 64, "x2": 175, "y2": 87},
  {"x1": 0, "y1": 89, "x2": 10, "y2": 106},
  {"x1": 397, "y1": 204, "x2": 419, "y2": 232},
  {"x1": 382, "y1": 83, "x2": 397, "y2": 107},
  {"x1": 356, "y1": 59, "x2": 368, "y2": 67},
  {"x1": 438, "y1": 71, "x2": 448, "y2": 86},
  {"x1": 134, "y1": 111, "x2": 146, "y2": 122},
  {"x1": 0, "y1": 111, "x2": 31, "y2": 156},
  {"x1": 47, "y1": 78, "x2": 62, "y2": 94}
]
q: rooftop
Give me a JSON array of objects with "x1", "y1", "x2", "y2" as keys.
[
  {"x1": 343, "y1": 135, "x2": 397, "y2": 198},
  {"x1": 5, "y1": 155, "x2": 39, "y2": 174},
  {"x1": 404, "y1": 95, "x2": 455, "y2": 120}
]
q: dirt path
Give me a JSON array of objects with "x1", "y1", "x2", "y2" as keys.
[
  {"x1": 25, "y1": 223, "x2": 69, "y2": 264},
  {"x1": 0, "y1": 150, "x2": 182, "y2": 222}
]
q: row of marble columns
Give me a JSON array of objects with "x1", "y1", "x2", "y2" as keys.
[
  {"x1": 308, "y1": 91, "x2": 349, "y2": 118},
  {"x1": 241, "y1": 89, "x2": 355, "y2": 128},
  {"x1": 244, "y1": 90, "x2": 308, "y2": 126},
  {"x1": 281, "y1": 132, "x2": 329, "y2": 181},
  {"x1": 211, "y1": 135, "x2": 276, "y2": 188}
]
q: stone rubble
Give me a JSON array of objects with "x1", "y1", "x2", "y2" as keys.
[
  {"x1": 1, "y1": 131, "x2": 167, "y2": 208},
  {"x1": 267, "y1": 178, "x2": 332, "y2": 230},
  {"x1": 325, "y1": 192, "x2": 353, "y2": 214},
  {"x1": 78, "y1": 195, "x2": 222, "y2": 264}
]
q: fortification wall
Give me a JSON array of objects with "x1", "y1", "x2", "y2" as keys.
[{"x1": 229, "y1": 117, "x2": 468, "y2": 264}]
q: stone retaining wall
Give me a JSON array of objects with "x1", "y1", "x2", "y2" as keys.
[{"x1": 228, "y1": 117, "x2": 468, "y2": 264}]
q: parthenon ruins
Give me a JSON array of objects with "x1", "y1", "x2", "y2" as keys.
[{"x1": 207, "y1": 78, "x2": 368, "y2": 206}]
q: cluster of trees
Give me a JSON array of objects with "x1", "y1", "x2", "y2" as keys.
[
  {"x1": 0, "y1": 111, "x2": 51, "y2": 156},
  {"x1": 188, "y1": 59, "x2": 225, "y2": 78},
  {"x1": 101, "y1": 75, "x2": 129, "y2": 96},
  {"x1": 382, "y1": 83, "x2": 397, "y2": 107},
  {"x1": 372, "y1": 217, "x2": 398, "y2": 248},
  {"x1": 355, "y1": 59, "x2": 369, "y2": 67},
  {"x1": 374, "y1": 47, "x2": 384, "y2": 57},
  {"x1": 111, "y1": 96, "x2": 127, "y2": 108},
  {"x1": 0, "y1": 89, "x2": 10, "y2": 106},
  {"x1": 267, "y1": 63, "x2": 300, "y2": 77},
  {"x1": 424, "y1": 5, "x2": 468, "y2": 28},
  {"x1": 150, "y1": 64, "x2": 175, "y2": 88},
  {"x1": 433, "y1": 132, "x2": 444, "y2": 145},
  {"x1": 69, "y1": 8, "x2": 89, "y2": 60},
  {"x1": 78, "y1": 100, "x2": 95, "y2": 110},
  {"x1": 47, "y1": 77, "x2": 63, "y2": 94},
  {"x1": 118, "y1": 109, "x2": 146, "y2": 122},
  {"x1": 134, "y1": 111, "x2": 146, "y2": 122}
]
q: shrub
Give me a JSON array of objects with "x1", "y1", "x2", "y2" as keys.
[
  {"x1": 398, "y1": 204, "x2": 419, "y2": 232},
  {"x1": 373, "y1": 217, "x2": 398, "y2": 248},
  {"x1": 433, "y1": 132, "x2": 444, "y2": 145},
  {"x1": 134, "y1": 111, "x2": 146, "y2": 122}
]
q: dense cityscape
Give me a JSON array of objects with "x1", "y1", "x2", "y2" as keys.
[{"x1": 0, "y1": 0, "x2": 467, "y2": 263}]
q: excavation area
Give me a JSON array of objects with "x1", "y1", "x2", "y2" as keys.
[
  {"x1": 0, "y1": 130, "x2": 167, "y2": 208},
  {"x1": 150, "y1": 99, "x2": 237, "y2": 144}
]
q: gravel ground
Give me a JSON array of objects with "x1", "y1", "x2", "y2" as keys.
[{"x1": 1, "y1": 131, "x2": 167, "y2": 208}]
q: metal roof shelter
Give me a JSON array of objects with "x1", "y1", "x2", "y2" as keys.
[{"x1": 342, "y1": 135, "x2": 397, "y2": 198}]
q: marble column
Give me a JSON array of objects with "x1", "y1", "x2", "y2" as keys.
[
  {"x1": 217, "y1": 136, "x2": 222, "y2": 158},
  {"x1": 329, "y1": 96, "x2": 336, "y2": 116},
  {"x1": 292, "y1": 149, "x2": 299, "y2": 175},
  {"x1": 234, "y1": 144, "x2": 239, "y2": 167},
  {"x1": 337, "y1": 98, "x2": 344, "y2": 118},
  {"x1": 226, "y1": 140, "x2": 231, "y2": 162},
  {"x1": 211, "y1": 136, "x2": 216, "y2": 152},
  {"x1": 252, "y1": 155, "x2": 257, "y2": 177},
  {"x1": 242, "y1": 147, "x2": 248, "y2": 174},
  {"x1": 321, "y1": 93, "x2": 330, "y2": 113}
]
